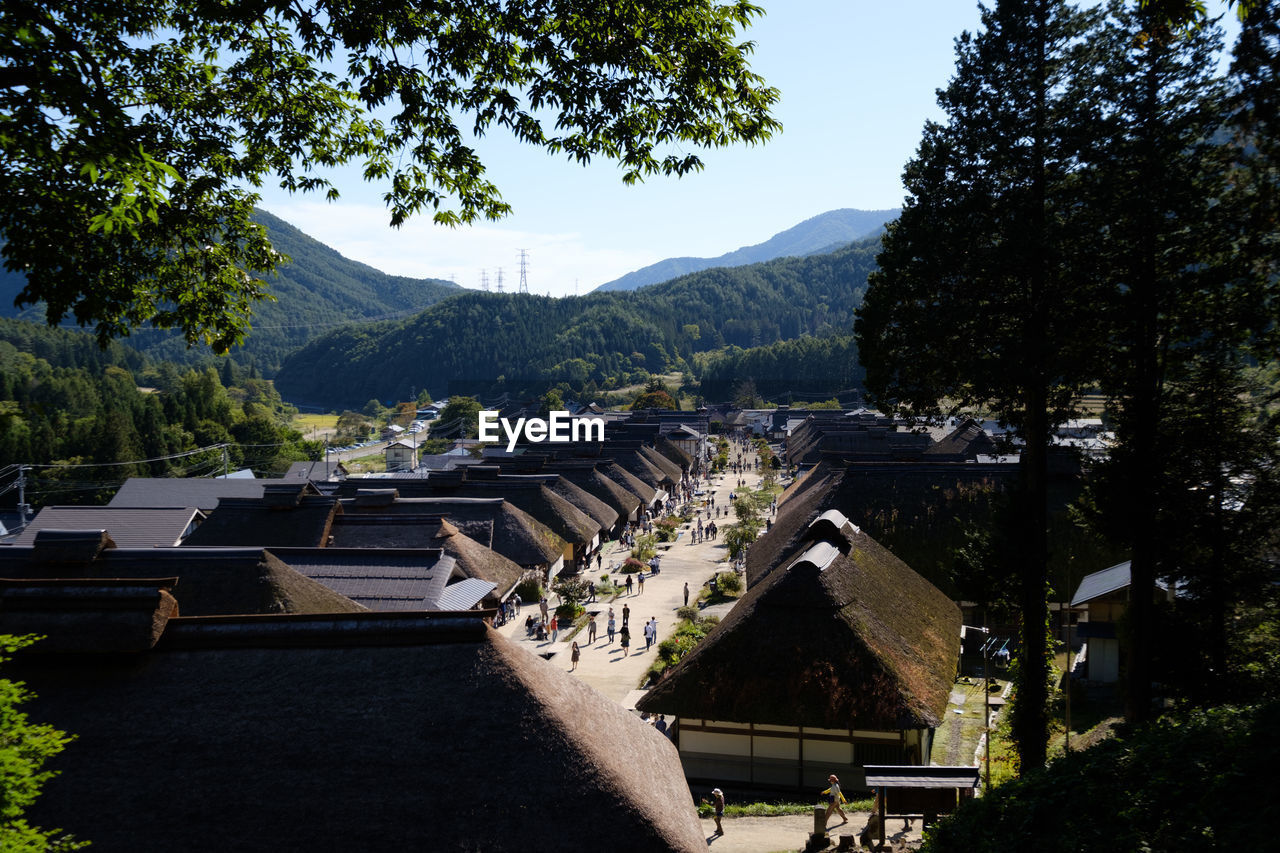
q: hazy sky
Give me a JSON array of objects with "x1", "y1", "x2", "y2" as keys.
[{"x1": 252, "y1": 1, "x2": 1239, "y2": 299}]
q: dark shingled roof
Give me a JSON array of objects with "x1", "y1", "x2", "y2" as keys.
[
  {"x1": 637, "y1": 514, "x2": 961, "y2": 730},
  {"x1": 180, "y1": 495, "x2": 338, "y2": 548},
  {"x1": 110, "y1": 477, "x2": 320, "y2": 512},
  {"x1": 265, "y1": 547, "x2": 466, "y2": 611},
  {"x1": 328, "y1": 514, "x2": 526, "y2": 600},
  {"x1": 340, "y1": 495, "x2": 565, "y2": 569},
  {"x1": 0, "y1": 541, "x2": 366, "y2": 617},
  {"x1": 13, "y1": 613, "x2": 707, "y2": 852},
  {"x1": 12, "y1": 506, "x2": 203, "y2": 547}
]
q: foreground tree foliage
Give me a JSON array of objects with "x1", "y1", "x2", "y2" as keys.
[
  {"x1": 0, "y1": 0, "x2": 779, "y2": 351},
  {"x1": 0, "y1": 635, "x2": 86, "y2": 852},
  {"x1": 921, "y1": 698, "x2": 1280, "y2": 853}
]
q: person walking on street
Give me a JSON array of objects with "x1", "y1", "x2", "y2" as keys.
[
  {"x1": 607, "y1": 608, "x2": 616, "y2": 643},
  {"x1": 570, "y1": 641, "x2": 581, "y2": 671},
  {"x1": 683, "y1": 582, "x2": 689, "y2": 607},
  {"x1": 625, "y1": 574, "x2": 634, "y2": 596},
  {"x1": 549, "y1": 614, "x2": 559, "y2": 642},
  {"x1": 637, "y1": 573, "x2": 645, "y2": 594},
  {"x1": 619, "y1": 625, "x2": 631, "y2": 654},
  {"x1": 822, "y1": 774, "x2": 848, "y2": 830},
  {"x1": 587, "y1": 614, "x2": 597, "y2": 644},
  {"x1": 622, "y1": 603, "x2": 630, "y2": 628}
]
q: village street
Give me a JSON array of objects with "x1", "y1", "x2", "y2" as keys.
[
  {"x1": 493, "y1": 446, "x2": 928, "y2": 852},
  {"x1": 494, "y1": 442, "x2": 761, "y2": 703}
]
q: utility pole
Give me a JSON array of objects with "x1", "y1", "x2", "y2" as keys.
[
  {"x1": 518, "y1": 249, "x2": 529, "y2": 293},
  {"x1": 16, "y1": 464, "x2": 30, "y2": 526},
  {"x1": 495, "y1": 267, "x2": 504, "y2": 293}
]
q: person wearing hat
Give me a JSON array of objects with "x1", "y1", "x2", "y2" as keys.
[
  {"x1": 706, "y1": 788, "x2": 725, "y2": 835},
  {"x1": 822, "y1": 774, "x2": 847, "y2": 828}
]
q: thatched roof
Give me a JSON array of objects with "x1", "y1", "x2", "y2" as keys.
[
  {"x1": 180, "y1": 495, "x2": 338, "y2": 547},
  {"x1": 340, "y1": 495, "x2": 565, "y2": 569},
  {"x1": 637, "y1": 513, "x2": 961, "y2": 730},
  {"x1": 0, "y1": 541, "x2": 365, "y2": 617},
  {"x1": 14, "y1": 613, "x2": 706, "y2": 852},
  {"x1": 923, "y1": 418, "x2": 999, "y2": 461},
  {"x1": 596, "y1": 460, "x2": 658, "y2": 507},
  {"x1": 638, "y1": 444, "x2": 684, "y2": 483},
  {"x1": 653, "y1": 435, "x2": 694, "y2": 471},
  {"x1": 326, "y1": 515, "x2": 526, "y2": 601}
]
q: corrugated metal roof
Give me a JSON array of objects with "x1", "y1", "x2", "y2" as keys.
[
  {"x1": 864, "y1": 765, "x2": 980, "y2": 788},
  {"x1": 1071, "y1": 560, "x2": 1134, "y2": 606},
  {"x1": 275, "y1": 550, "x2": 462, "y2": 612},
  {"x1": 13, "y1": 506, "x2": 203, "y2": 548},
  {"x1": 435, "y1": 578, "x2": 497, "y2": 612}
]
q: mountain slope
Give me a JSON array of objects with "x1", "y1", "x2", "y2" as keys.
[
  {"x1": 274, "y1": 235, "x2": 882, "y2": 409},
  {"x1": 0, "y1": 209, "x2": 462, "y2": 374},
  {"x1": 594, "y1": 207, "x2": 897, "y2": 292}
]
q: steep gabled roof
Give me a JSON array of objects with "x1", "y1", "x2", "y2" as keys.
[
  {"x1": 13, "y1": 506, "x2": 203, "y2": 547},
  {"x1": 180, "y1": 495, "x2": 338, "y2": 548},
  {"x1": 339, "y1": 495, "x2": 565, "y2": 568},
  {"x1": 12, "y1": 613, "x2": 707, "y2": 852},
  {"x1": 638, "y1": 514, "x2": 960, "y2": 730},
  {"x1": 0, "y1": 542, "x2": 365, "y2": 617}
]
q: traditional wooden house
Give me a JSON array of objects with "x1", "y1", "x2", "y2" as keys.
[
  {"x1": 1070, "y1": 560, "x2": 1174, "y2": 683},
  {"x1": 0, "y1": 553, "x2": 705, "y2": 851},
  {"x1": 637, "y1": 510, "x2": 961, "y2": 791}
]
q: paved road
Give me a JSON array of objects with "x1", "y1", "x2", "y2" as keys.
[{"x1": 495, "y1": 443, "x2": 766, "y2": 703}]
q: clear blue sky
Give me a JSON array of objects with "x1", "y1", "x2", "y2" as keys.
[{"x1": 252, "y1": 1, "x2": 1239, "y2": 299}]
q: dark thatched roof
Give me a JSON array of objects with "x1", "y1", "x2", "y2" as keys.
[
  {"x1": 339, "y1": 495, "x2": 566, "y2": 569},
  {"x1": 637, "y1": 513, "x2": 961, "y2": 731},
  {"x1": 14, "y1": 613, "x2": 706, "y2": 852},
  {"x1": 327, "y1": 515, "x2": 526, "y2": 600},
  {"x1": 923, "y1": 418, "x2": 999, "y2": 461},
  {"x1": 180, "y1": 495, "x2": 338, "y2": 548},
  {"x1": 0, "y1": 541, "x2": 366, "y2": 617},
  {"x1": 601, "y1": 457, "x2": 662, "y2": 502},
  {"x1": 638, "y1": 444, "x2": 684, "y2": 483}
]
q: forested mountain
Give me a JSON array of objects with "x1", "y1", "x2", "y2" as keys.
[
  {"x1": 0, "y1": 318, "x2": 318, "y2": 507},
  {"x1": 274, "y1": 235, "x2": 882, "y2": 409},
  {"x1": 593, "y1": 208, "x2": 897, "y2": 292},
  {"x1": 695, "y1": 334, "x2": 863, "y2": 402},
  {"x1": 0, "y1": 209, "x2": 461, "y2": 374}
]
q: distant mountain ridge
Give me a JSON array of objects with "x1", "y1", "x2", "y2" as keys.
[
  {"x1": 0, "y1": 209, "x2": 462, "y2": 373},
  {"x1": 593, "y1": 207, "x2": 898, "y2": 292}
]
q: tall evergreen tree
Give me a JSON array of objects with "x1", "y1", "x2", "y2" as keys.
[
  {"x1": 856, "y1": 0, "x2": 1101, "y2": 772},
  {"x1": 1073, "y1": 3, "x2": 1263, "y2": 721}
]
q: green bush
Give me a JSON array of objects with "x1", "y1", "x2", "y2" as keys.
[
  {"x1": 676, "y1": 605, "x2": 701, "y2": 622},
  {"x1": 620, "y1": 557, "x2": 647, "y2": 574},
  {"x1": 514, "y1": 578, "x2": 543, "y2": 603},
  {"x1": 922, "y1": 700, "x2": 1280, "y2": 853},
  {"x1": 716, "y1": 571, "x2": 744, "y2": 595}
]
